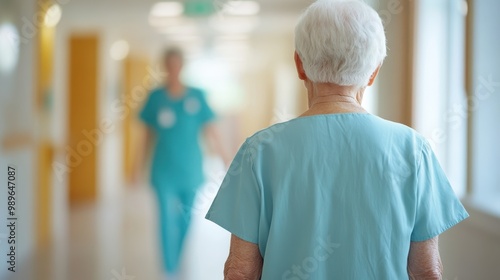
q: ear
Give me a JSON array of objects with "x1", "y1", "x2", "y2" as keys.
[
  {"x1": 367, "y1": 65, "x2": 381, "y2": 86},
  {"x1": 294, "y1": 51, "x2": 308, "y2": 81}
]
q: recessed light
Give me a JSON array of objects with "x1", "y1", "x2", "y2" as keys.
[
  {"x1": 110, "y1": 40, "x2": 130, "y2": 61},
  {"x1": 44, "y1": 4, "x2": 62, "y2": 27},
  {"x1": 150, "y1": 2, "x2": 184, "y2": 18}
]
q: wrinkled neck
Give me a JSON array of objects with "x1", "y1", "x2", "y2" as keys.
[{"x1": 301, "y1": 81, "x2": 367, "y2": 116}]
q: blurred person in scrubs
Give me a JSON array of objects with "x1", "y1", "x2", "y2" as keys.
[
  {"x1": 206, "y1": 0, "x2": 469, "y2": 279},
  {"x1": 136, "y1": 47, "x2": 229, "y2": 280}
]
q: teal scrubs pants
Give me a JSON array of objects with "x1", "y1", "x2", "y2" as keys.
[{"x1": 154, "y1": 186, "x2": 197, "y2": 273}]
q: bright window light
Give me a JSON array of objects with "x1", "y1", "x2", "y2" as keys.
[
  {"x1": 150, "y1": 2, "x2": 184, "y2": 18},
  {"x1": 0, "y1": 23, "x2": 20, "y2": 74},
  {"x1": 184, "y1": 57, "x2": 244, "y2": 113},
  {"x1": 110, "y1": 40, "x2": 130, "y2": 61},
  {"x1": 224, "y1": 1, "x2": 260, "y2": 16},
  {"x1": 44, "y1": 4, "x2": 62, "y2": 27}
]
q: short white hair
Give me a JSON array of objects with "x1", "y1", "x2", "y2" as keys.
[{"x1": 295, "y1": 0, "x2": 387, "y2": 87}]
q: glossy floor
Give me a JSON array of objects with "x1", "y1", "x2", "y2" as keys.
[{"x1": 8, "y1": 184, "x2": 230, "y2": 280}]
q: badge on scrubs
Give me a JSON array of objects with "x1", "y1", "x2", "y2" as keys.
[
  {"x1": 158, "y1": 108, "x2": 176, "y2": 128},
  {"x1": 184, "y1": 97, "x2": 200, "y2": 115}
]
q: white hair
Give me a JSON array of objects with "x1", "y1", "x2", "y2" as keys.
[{"x1": 295, "y1": 0, "x2": 387, "y2": 87}]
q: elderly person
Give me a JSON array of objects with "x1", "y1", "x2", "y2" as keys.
[{"x1": 206, "y1": 0, "x2": 468, "y2": 279}]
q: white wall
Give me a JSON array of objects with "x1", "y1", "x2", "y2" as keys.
[{"x1": 0, "y1": 0, "x2": 37, "y2": 278}]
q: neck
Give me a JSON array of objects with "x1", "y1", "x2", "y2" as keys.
[
  {"x1": 166, "y1": 78, "x2": 184, "y2": 97},
  {"x1": 302, "y1": 82, "x2": 367, "y2": 116}
]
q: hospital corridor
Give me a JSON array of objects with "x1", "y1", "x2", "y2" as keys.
[
  {"x1": 3, "y1": 165, "x2": 231, "y2": 280},
  {"x1": 1, "y1": 0, "x2": 500, "y2": 279}
]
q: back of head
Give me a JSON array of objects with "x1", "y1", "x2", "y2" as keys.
[{"x1": 295, "y1": 0, "x2": 387, "y2": 87}]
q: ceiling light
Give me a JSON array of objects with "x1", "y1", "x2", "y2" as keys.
[
  {"x1": 110, "y1": 40, "x2": 130, "y2": 61},
  {"x1": 224, "y1": 1, "x2": 260, "y2": 16},
  {"x1": 150, "y1": 2, "x2": 184, "y2": 18},
  {"x1": 44, "y1": 4, "x2": 62, "y2": 27}
]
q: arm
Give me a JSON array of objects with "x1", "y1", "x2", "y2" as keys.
[
  {"x1": 133, "y1": 124, "x2": 154, "y2": 184},
  {"x1": 224, "y1": 234, "x2": 263, "y2": 280},
  {"x1": 204, "y1": 123, "x2": 232, "y2": 168},
  {"x1": 407, "y1": 237, "x2": 443, "y2": 280}
]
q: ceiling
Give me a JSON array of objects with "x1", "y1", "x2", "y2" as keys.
[
  {"x1": 61, "y1": 0, "x2": 312, "y2": 16},
  {"x1": 58, "y1": 0, "x2": 313, "y2": 35},
  {"x1": 57, "y1": 0, "x2": 313, "y2": 59}
]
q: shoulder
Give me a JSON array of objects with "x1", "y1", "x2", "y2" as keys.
[
  {"x1": 147, "y1": 87, "x2": 164, "y2": 99},
  {"x1": 244, "y1": 121, "x2": 295, "y2": 155},
  {"x1": 183, "y1": 87, "x2": 209, "y2": 105},
  {"x1": 371, "y1": 115, "x2": 426, "y2": 145},
  {"x1": 370, "y1": 115, "x2": 414, "y2": 133},
  {"x1": 187, "y1": 87, "x2": 206, "y2": 97},
  {"x1": 245, "y1": 114, "x2": 428, "y2": 158},
  {"x1": 372, "y1": 117, "x2": 431, "y2": 168},
  {"x1": 248, "y1": 121, "x2": 290, "y2": 142}
]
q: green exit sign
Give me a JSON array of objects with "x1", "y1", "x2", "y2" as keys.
[{"x1": 184, "y1": 0, "x2": 217, "y2": 16}]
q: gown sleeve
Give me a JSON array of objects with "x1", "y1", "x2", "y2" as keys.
[
  {"x1": 411, "y1": 140, "x2": 469, "y2": 241},
  {"x1": 205, "y1": 140, "x2": 262, "y2": 244}
]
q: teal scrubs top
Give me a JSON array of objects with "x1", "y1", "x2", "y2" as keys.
[
  {"x1": 140, "y1": 87, "x2": 215, "y2": 190},
  {"x1": 206, "y1": 113, "x2": 468, "y2": 279}
]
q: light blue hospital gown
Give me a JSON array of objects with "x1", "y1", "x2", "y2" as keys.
[{"x1": 206, "y1": 113, "x2": 468, "y2": 279}]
